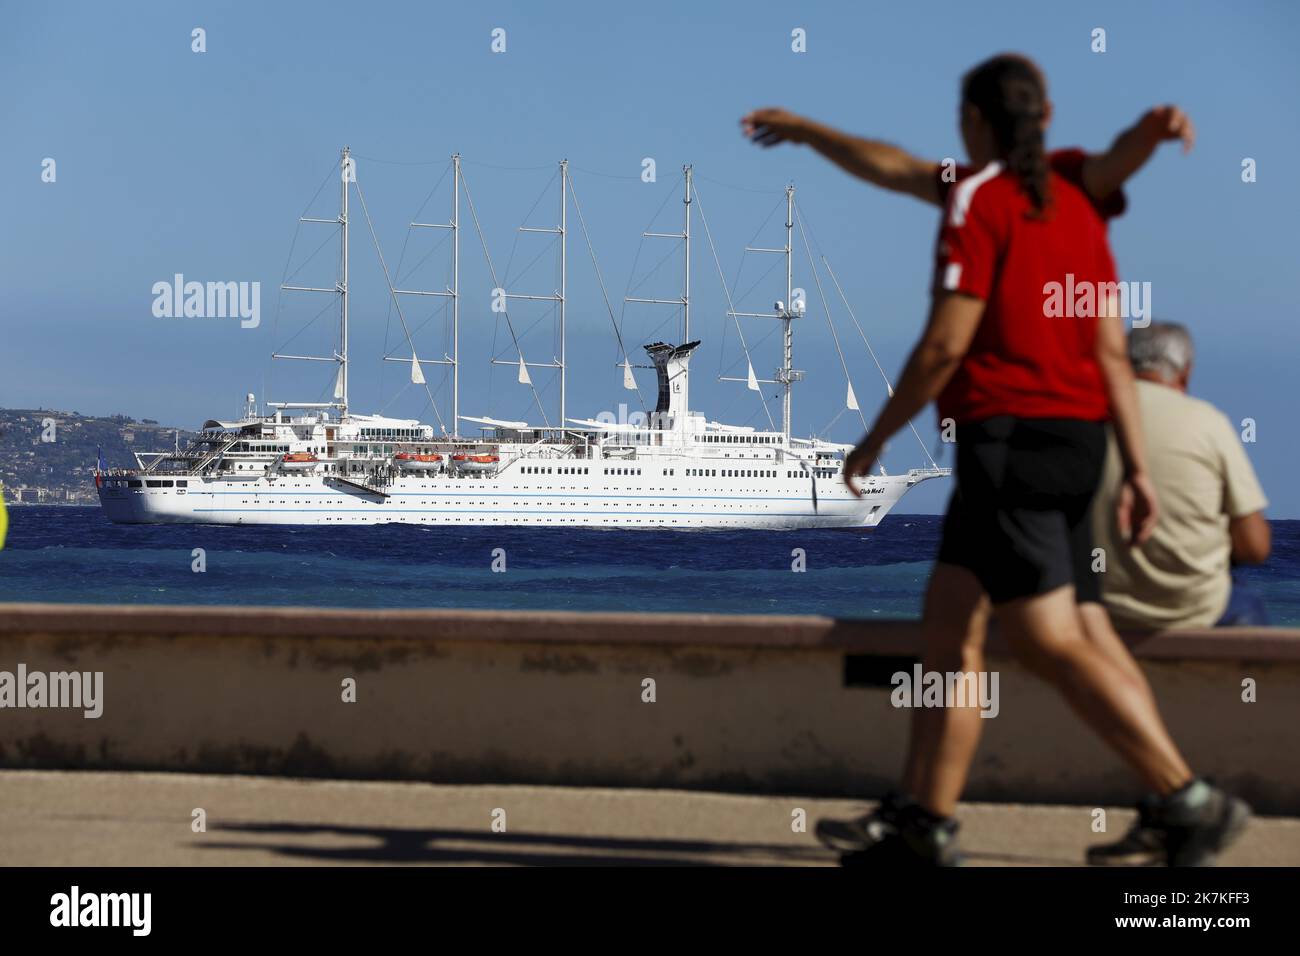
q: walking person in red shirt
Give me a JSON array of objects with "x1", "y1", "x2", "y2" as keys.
[{"x1": 744, "y1": 54, "x2": 1247, "y2": 866}]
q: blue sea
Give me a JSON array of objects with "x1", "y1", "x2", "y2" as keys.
[{"x1": 1, "y1": 506, "x2": 1297, "y2": 624}]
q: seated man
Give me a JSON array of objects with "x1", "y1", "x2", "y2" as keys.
[{"x1": 1092, "y1": 322, "x2": 1270, "y2": 629}]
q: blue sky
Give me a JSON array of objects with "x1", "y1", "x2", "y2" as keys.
[{"x1": 3, "y1": 1, "x2": 1297, "y2": 515}]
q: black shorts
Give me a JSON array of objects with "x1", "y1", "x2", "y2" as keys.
[{"x1": 937, "y1": 416, "x2": 1106, "y2": 605}]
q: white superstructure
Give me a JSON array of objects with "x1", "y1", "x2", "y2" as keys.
[{"x1": 97, "y1": 149, "x2": 947, "y2": 528}]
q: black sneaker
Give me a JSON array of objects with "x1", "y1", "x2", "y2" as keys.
[
  {"x1": 1086, "y1": 795, "x2": 1165, "y2": 866},
  {"x1": 1158, "y1": 779, "x2": 1251, "y2": 867},
  {"x1": 815, "y1": 791, "x2": 914, "y2": 854},
  {"x1": 839, "y1": 807, "x2": 963, "y2": 867}
]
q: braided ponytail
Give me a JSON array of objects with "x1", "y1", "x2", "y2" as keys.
[{"x1": 962, "y1": 54, "x2": 1052, "y2": 217}]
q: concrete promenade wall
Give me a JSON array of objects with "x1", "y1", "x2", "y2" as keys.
[{"x1": 1, "y1": 603, "x2": 1297, "y2": 813}]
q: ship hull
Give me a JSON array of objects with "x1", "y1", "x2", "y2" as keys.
[{"x1": 96, "y1": 471, "x2": 931, "y2": 529}]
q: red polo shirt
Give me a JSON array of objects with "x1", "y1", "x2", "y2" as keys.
[{"x1": 932, "y1": 149, "x2": 1124, "y2": 425}]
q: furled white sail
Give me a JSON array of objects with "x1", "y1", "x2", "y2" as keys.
[
  {"x1": 517, "y1": 355, "x2": 532, "y2": 385},
  {"x1": 410, "y1": 353, "x2": 426, "y2": 385}
]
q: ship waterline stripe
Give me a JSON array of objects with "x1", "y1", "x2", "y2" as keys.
[
  {"x1": 194, "y1": 491, "x2": 874, "y2": 502},
  {"x1": 190, "y1": 508, "x2": 856, "y2": 516}
]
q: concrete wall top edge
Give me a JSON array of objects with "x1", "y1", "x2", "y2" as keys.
[{"x1": 0, "y1": 602, "x2": 1297, "y2": 662}]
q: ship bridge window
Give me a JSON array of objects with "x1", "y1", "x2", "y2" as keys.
[{"x1": 128, "y1": 479, "x2": 142, "y2": 488}]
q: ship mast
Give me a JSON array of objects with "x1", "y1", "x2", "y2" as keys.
[
  {"x1": 339, "y1": 146, "x2": 350, "y2": 417},
  {"x1": 384, "y1": 154, "x2": 462, "y2": 435},
  {"x1": 777, "y1": 183, "x2": 800, "y2": 444},
  {"x1": 625, "y1": 164, "x2": 695, "y2": 370},
  {"x1": 560, "y1": 158, "x2": 567, "y2": 428},
  {"x1": 683, "y1": 165, "x2": 692, "y2": 342},
  {"x1": 274, "y1": 146, "x2": 355, "y2": 419},
  {"x1": 725, "y1": 181, "x2": 804, "y2": 443},
  {"x1": 452, "y1": 153, "x2": 460, "y2": 432}
]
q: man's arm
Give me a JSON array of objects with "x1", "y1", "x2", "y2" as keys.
[
  {"x1": 841, "y1": 292, "x2": 984, "y2": 494},
  {"x1": 1229, "y1": 512, "x2": 1271, "y2": 564},
  {"x1": 1082, "y1": 105, "x2": 1196, "y2": 200},
  {"x1": 741, "y1": 108, "x2": 941, "y2": 205}
]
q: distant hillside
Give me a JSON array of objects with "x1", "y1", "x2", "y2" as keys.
[{"x1": 0, "y1": 408, "x2": 194, "y2": 504}]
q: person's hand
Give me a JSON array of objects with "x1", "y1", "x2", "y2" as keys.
[
  {"x1": 1116, "y1": 471, "x2": 1159, "y2": 546},
  {"x1": 841, "y1": 436, "x2": 883, "y2": 498},
  {"x1": 1140, "y1": 105, "x2": 1195, "y2": 154},
  {"x1": 741, "y1": 108, "x2": 812, "y2": 147}
]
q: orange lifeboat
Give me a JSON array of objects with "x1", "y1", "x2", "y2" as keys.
[
  {"x1": 280, "y1": 452, "x2": 318, "y2": 471},
  {"x1": 455, "y1": 453, "x2": 500, "y2": 474},
  {"x1": 394, "y1": 452, "x2": 444, "y2": 472}
]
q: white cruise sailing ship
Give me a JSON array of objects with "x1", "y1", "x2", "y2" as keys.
[{"x1": 96, "y1": 149, "x2": 947, "y2": 528}]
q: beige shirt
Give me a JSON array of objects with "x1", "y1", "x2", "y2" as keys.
[{"x1": 1092, "y1": 380, "x2": 1268, "y2": 629}]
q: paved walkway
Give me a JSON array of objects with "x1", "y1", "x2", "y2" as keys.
[{"x1": 2, "y1": 770, "x2": 1297, "y2": 866}]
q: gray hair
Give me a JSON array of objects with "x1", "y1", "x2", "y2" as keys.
[{"x1": 1128, "y1": 322, "x2": 1194, "y2": 379}]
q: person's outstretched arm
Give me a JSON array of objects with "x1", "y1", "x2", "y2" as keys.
[
  {"x1": 1082, "y1": 105, "x2": 1196, "y2": 199},
  {"x1": 1095, "y1": 313, "x2": 1160, "y2": 546},
  {"x1": 741, "y1": 109, "x2": 942, "y2": 205},
  {"x1": 841, "y1": 292, "x2": 985, "y2": 492}
]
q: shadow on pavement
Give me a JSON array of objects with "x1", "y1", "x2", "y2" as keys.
[{"x1": 202, "y1": 821, "x2": 835, "y2": 866}]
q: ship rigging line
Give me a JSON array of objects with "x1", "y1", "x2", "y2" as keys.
[
  {"x1": 713, "y1": 195, "x2": 783, "y2": 389},
  {"x1": 793, "y1": 202, "x2": 937, "y2": 468},
  {"x1": 267, "y1": 159, "x2": 339, "y2": 415},
  {"x1": 692, "y1": 183, "x2": 778, "y2": 432},
  {"x1": 793, "y1": 206, "x2": 870, "y2": 435},
  {"x1": 567, "y1": 171, "x2": 649, "y2": 413},
  {"x1": 493, "y1": 170, "x2": 561, "y2": 422},
  {"x1": 458, "y1": 171, "x2": 552, "y2": 428},
  {"x1": 820, "y1": 255, "x2": 939, "y2": 470},
  {"x1": 352, "y1": 177, "x2": 448, "y2": 434},
  {"x1": 381, "y1": 163, "x2": 453, "y2": 410},
  {"x1": 695, "y1": 173, "x2": 785, "y2": 196},
  {"x1": 500, "y1": 170, "x2": 558, "y2": 295},
  {"x1": 617, "y1": 174, "x2": 681, "y2": 418}
]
